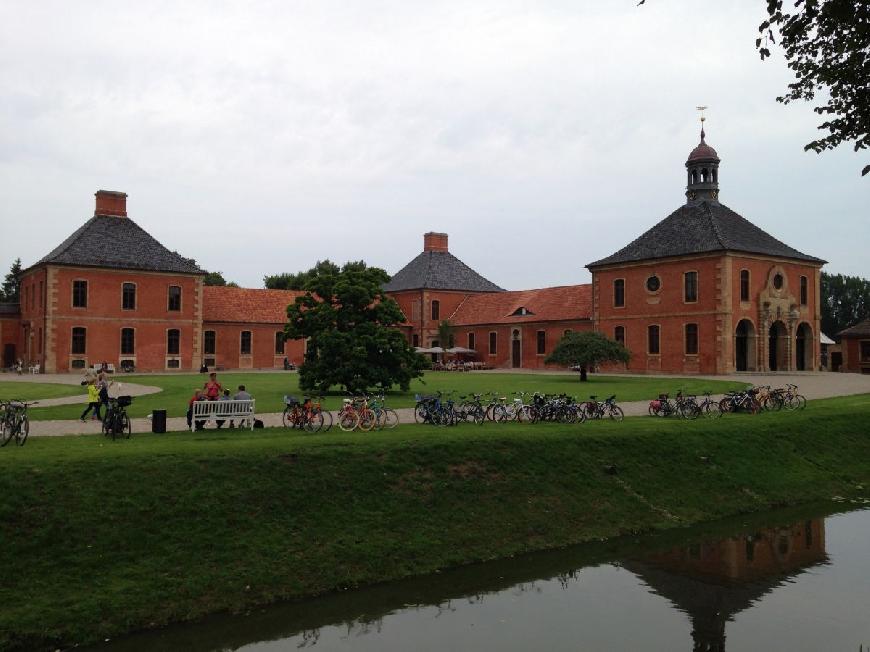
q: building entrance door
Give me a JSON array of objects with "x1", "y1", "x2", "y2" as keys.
[
  {"x1": 511, "y1": 330, "x2": 521, "y2": 368},
  {"x1": 769, "y1": 321, "x2": 787, "y2": 371},
  {"x1": 735, "y1": 320, "x2": 755, "y2": 372},
  {"x1": 3, "y1": 344, "x2": 14, "y2": 368}
]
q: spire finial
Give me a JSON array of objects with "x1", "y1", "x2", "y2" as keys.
[{"x1": 696, "y1": 105, "x2": 708, "y2": 142}]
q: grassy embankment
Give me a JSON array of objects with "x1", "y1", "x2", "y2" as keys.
[
  {"x1": 2, "y1": 393, "x2": 869, "y2": 650},
  {"x1": 25, "y1": 371, "x2": 750, "y2": 420}
]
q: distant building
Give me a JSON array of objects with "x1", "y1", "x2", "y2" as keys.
[
  {"x1": 836, "y1": 318, "x2": 870, "y2": 374},
  {"x1": 2, "y1": 127, "x2": 829, "y2": 374}
]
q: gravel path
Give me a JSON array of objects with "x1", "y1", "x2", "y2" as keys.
[{"x1": 19, "y1": 371, "x2": 870, "y2": 437}]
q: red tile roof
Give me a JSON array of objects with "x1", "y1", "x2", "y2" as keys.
[
  {"x1": 203, "y1": 286, "x2": 304, "y2": 324},
  {"x1": 449, "y1": 285, "x2": 592, "y2": 326}
]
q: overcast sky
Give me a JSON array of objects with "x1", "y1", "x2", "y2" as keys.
[{"x1": 1, "y1": 0, "x2": 866, "y2": 290}]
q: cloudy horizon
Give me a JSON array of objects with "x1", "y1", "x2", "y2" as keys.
[{"x1": 1, "y1": 0, "x2": 865, "y2": 290}]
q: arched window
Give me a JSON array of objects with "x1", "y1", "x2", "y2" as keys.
[
  {"x1": 121, "y1": 328, "x2": 135, "y2": 355},
  {"x1": 71, "y1": 327, "x2": 86, "y2": 354},
  {"x1": 685, "y1": 323, "x2": 698, "y2": 355},
  {"x1": 691, "y1": 170, "x2": 698, "y2": 184},
  {"x1": 614, "y1": 326, "x2": 625, "y2": 344},
  {"x1": 648, "y1": 325, "x2": 660, "y2": 355},
  {"x1": 613, "y1": 279, "x2": 625, "y2": 307},
  {"x1": 203, "y1": 331, "x2": 216, "y2": 355},
  {"x1": 122, "y1": 283, "x2": 136, "y2": 310},
  {"x1": 167, "y1": 329, "x2": 180, "y2": 355},
  {"x1": 701, "y1": 168, "x2": 709, "y2": 183}
]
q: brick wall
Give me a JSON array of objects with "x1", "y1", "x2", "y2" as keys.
[
  {"x1": 21, "y1": 265, "x2": 204, "y2": 372},
  {"x1": 203, "y1": 322, "x2": 305, "y2": 370}
]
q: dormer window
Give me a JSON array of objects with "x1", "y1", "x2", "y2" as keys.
[{"x1": 511, "y1": 307, "x2": 535, "y2": 316}]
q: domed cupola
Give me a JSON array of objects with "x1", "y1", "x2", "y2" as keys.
[{"x1": 685, "y1": 118, "x2": 720, "y2": 205}]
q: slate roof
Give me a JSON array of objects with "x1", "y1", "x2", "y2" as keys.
[
  {"x1": 587, "y1": 201, "x2": 825, "y2": 268},
  {"x1": 450, "y1": 285, "x2": 592, "y2": 326},
  {"x1": 31, "y1": 215, "x2": 204, "y2": 274},
  {"x1": 384, "y1": 251, "x2": 505, "y2": 293},
  {"x1": 838, "y1": 318, "x2": 870, "y2": 338},
  {"x1": 203, "y1": 286, "x2": 304, "y2": 324},
  {"x1": 0, "y1": 303, "x2": 20, "y2": 316}
]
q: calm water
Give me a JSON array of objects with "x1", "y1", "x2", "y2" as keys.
[{"x1": 95, "y1": 504, "x2": 870, "y2": 651}]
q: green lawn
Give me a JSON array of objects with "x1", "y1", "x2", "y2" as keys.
[
  {"x1": 25, "y1": 371, "x2": 750, "y2": 421},
  {"x1": 0, "y1": 380, "x2": 85, "y2": 402},
  {"x1": 1, "y1": 394, "x2": 869, "y2": 650}
]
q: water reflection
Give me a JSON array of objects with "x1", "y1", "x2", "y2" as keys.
[
  {"x1": 626, "y1": 518, "x2": 827, "y2": 651},
  {"x1": 94, "y1": 508, "x2": 859, "y2": 652}
]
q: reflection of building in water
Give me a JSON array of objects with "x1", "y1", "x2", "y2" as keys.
[{"x1": 625, "y1": 519, "x2": 827, "y2": 652}]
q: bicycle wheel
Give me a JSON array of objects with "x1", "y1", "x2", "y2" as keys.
[
  {"x1": 357, "y1": 409, "x2": 376, "y2": 431},
  {"x1": 282, "y1": 407, "x2": 293, "y2": 428},
  {"x1": 786, "y1": 394, "x2": 806, "y2": 410},
  {"x1": 703, "y1": 401, "x2": 722, "y2": 418},
  {"x1": 680, "y1": 403, "x2": 701, "y2": 420},
  {"x1": 17, "y1": 416, "x2": 29, "y2": 445},
  {"x1": 608, "y1": 406, "x2": 624, "y2": 422},
  {"x1": 470, "y1": 406, "x2": 485, "y2": 425},
  {"x1": 320, "y1": 409, "x2": 334, "y2": 432},
  {"x1": 120, "y1": 413, "x2": 131, "y2": 439},
  {"x1": 414, "y1": 404, "x2": 428, "y2": 424},
  {"x1": 718, "y1": 398, "x2": 733, "y2": 414},
  {"x1": 0, "y1": 419, "x2": 12, "y2": 447},
  {"x1": 304, "y1": 412, "x2": 324, "y2": 433},
  {"x1": 338, "y1": 411, "x2": 359, "y2": 432},
  {"x1": 381, "y1": 408, "x2": 399, "y2": 429}
]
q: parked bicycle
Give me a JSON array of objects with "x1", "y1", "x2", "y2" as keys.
[
  {"x1": 648, "y1": 390, "x2": 700, "y2": 420},
  {"x1": 1, "y1": 399, "x2": 36, "y2": 447},
  {"x1": 101, "y1": 395, "x2": 132, "y2": 440},
  {"x1": 719, "y1": 388, "x2": 760, "y2": 414},
  {"x1": 282, "y1": 396, "x2": 325, "y2": 432},
  {"x1": 581, "y1": 395, "x2": 624, "y2": 421}
]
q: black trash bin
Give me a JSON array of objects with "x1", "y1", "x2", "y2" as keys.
[{"x1": 152, "y1": 409, "x2": 167, "y2": 434}]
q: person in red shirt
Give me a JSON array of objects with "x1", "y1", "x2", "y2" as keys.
[{"x1": 203, "y1": 372, "x2": 222, "y2": 401}]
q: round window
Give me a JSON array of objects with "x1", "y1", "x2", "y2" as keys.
[
  {"x1": 646, "y1": 275, "x2": 661, "y2": 293},
  {"x1": 773, "y1": 273, "x2": 784, "y2": 290}
]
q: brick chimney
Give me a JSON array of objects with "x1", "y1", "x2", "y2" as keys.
[
  {"x1": 94, "y1": 190, "x2": 128, "y2": 217},
  {"x1": 423, "y1": 232, "x2": 448, "y2": 253}
]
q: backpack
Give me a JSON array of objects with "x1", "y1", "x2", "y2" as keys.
[{"x1": 253, "y1": 419, "x2": 264, "y2": 429}]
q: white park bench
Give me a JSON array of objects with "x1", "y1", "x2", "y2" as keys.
[{"x1": 190, "y1": 399, "x2": 256, "y2": 431}]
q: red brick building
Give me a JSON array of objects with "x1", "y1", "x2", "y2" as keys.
[
  {"x1": 1, "y1": 128, "x2": 829, "y2": 375},
  {"x1": 837, "y1": 319, "x2": 870, "y2": 374},
  {"x1": 587, "y1": 128, "x2": 825, "y2": 374}
]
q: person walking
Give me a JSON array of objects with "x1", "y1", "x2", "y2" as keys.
[
  {"x1": 80, "y1": 379, "x2": 102, "y2": 422},
  {"x1": 97, "y1": 370, "x2": 112, "y2": 415}
]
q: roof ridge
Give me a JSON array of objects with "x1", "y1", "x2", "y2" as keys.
[
  {"x1": 705, "y1": 202, "x2": 729, "y2": 249},
  {"x1": 34, "y1": 216, "x2": 97, "y2": 267},
  {"x1": 447, "y1": 293, "x2": 472, "y2": 321}
]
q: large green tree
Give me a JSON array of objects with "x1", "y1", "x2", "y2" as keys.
[
  {"x1": 821, "y1": 271, "x2": 870, "y2": 335},
  {"x1": 545, "y1": 331, "x2": 630, "y2": 381},
  {"x1": 265, "y1": 260, "x2": 368, "y2": 290},
  {"x1": 0, "y1": 258, "x2": 22, "y2": 303},
  {"x1": 285, "y1": 262, "x2": 425, "y2": 393}
]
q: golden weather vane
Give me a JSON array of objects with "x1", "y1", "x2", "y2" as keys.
[{"x1": 696, "y1": 105, "x2": 708, "y2": 124}]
